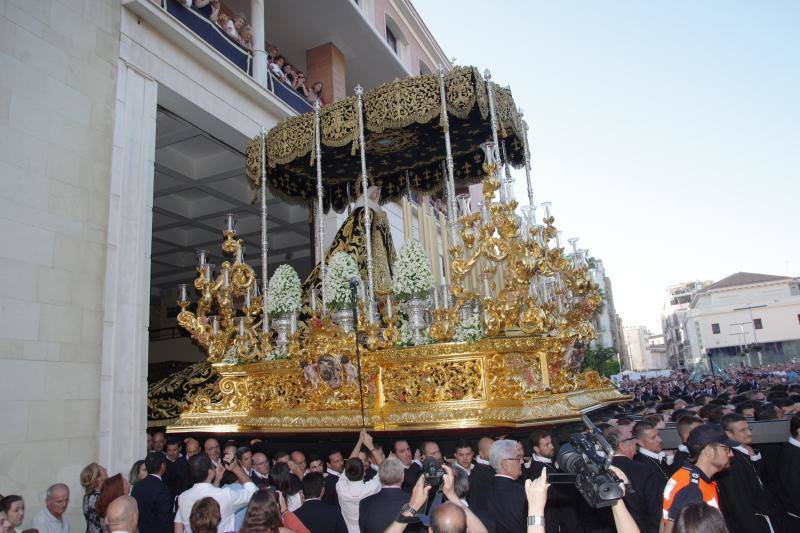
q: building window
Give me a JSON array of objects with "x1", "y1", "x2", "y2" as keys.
[
  {"x1": 754, "y1": 318, "x2": 763, "y2": 329},
  {"x1": 711, "y1": 323, "x2": 720, "y2": 334},
  {"x1": 386, "y1": 26, "x2": 397, "y2": 54}
]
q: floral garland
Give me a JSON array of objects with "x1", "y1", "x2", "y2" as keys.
[
  {"x1": 454, "y1": 311, "x2": 484, "y2": 343},
  {"x1": 392, "y1": 239, "x2": 434, "y2": 300},
  {"x1": 324, "y1": 252, "x2": 359, "y2": 310},
  {"x1": 266, "y1": 264, "x2": 302, "y2": 317}
]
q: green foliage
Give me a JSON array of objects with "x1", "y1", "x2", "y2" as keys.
[{"x1": 581, "y1": 346, "x2": 620, "y2": 376}]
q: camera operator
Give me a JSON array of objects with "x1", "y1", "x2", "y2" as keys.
[
  {"x1": 384, "y1": 465, "x2": 488, "y2": 533},
  {"x1": 524, "y1": 468, "x2": 640, "y2": 533},
  {"x1": 522, "y1": 430, "x2": 582, "y2": 533}
]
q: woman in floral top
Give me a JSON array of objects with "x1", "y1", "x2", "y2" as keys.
[{"x1": 79, "y1": 462, "x2": 107, "y2": 533}]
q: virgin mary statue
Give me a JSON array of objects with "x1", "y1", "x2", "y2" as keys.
[{"x1": 301, "y1": 186, "x2": 396, "y2": 313}]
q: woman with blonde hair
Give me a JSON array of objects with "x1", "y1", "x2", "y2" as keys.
[{"x1": 79, "y1": 462, "x2": 107, "y2": 533}]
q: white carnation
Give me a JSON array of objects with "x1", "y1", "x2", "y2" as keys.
[
  {"x1": 324, "y1": 252, "x2": 359, "y2": 309},
  {"x1": 392, "y1": 240, "x2": 434, "y2": 300},
  {"x1": 266, "y1": 264, "x2": 302, "y2": 317},
  {"x1": 454, "y1": 311, "x2": 484, "y2": 343}
]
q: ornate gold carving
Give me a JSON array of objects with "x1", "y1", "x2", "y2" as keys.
[
  {"x1": 382, "y1": 358, "x2": 484, "y2": 404},
  {"x1": 168, "y1": 336, "x2": 626, "y2": 434}
]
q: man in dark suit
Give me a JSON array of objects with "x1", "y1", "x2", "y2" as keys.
[
  {"x1": 672, "y1": 415, "x2": 702, "y2": 474},
  {"x1": 163, "y1": 437, "x2": 189, "y2": 498},
  {"x1": 293, "y1": 473, "x2": 347, "y2": 533},
  {"x1": 250, "y1": 451, "x2": 272, "y2": 487},
  {"x1": 521, "y1": 429, "x2": 584, "y2": 533},
  {"x1": 131, "y1": 452, "x2": 174, "y2": 533},
  {"x1": 633, "y1": 420, "x2": 670, "y2": 492},
  {"x1": 359, "y1": 457, "x2": 410, "y2": 533},
  {"x1": 322, "y1": 449, "x2": 345, "y2": 507},
  {"x1": 394, "y1": 439, "x2": 422, "y2": 493},
  {"x1": 777, "y1": 413, "x2": 800, "y2": 530},
  {"x1": 718, "y1": 413, "x2": 783, "y2": 533},
  {"x1": 604, "y1": 424, "x2": 662, "y2": 533},
  {"x1": 484, "y1": 439, "x2": 527, "y2": 533}
]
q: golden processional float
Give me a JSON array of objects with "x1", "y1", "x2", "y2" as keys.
[{"x1": 161, "y1": 66, "x2": 627, "y2": 435}]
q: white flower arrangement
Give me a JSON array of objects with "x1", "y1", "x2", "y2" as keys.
[
  {"x1": 324, "y1": 252, "x2": 359, "y2": 310},
  {"x1": 395, "y1": 313, "x2": 430, "y2": 347},
  {"x1": 454, "y1": 311, "x2": 484, "y2": 343},
  {"x1": 266, "y1": 264, "x2": 302, "y2": 317},
  {"x1": 392, "y1": 239, "x2": 434, "y2": 300},
  {"x1": 265, "y1": 346, "x2": 289, "y2": 360}
]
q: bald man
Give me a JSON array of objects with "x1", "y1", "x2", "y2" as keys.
[
  {"x1": 106, "y1": 495, "x2": 139, "y2": 533},
  {"x1": 430, "y1": 502, "x2": 467, "y2": 533}
]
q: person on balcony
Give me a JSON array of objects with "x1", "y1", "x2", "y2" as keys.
[
  {"x1": 239, "y1": 25, "x2": 253, "y2": 53},
  {"x1": 282, "y1": 63, "x2": 296, "y2": 86},
  {"x1": 306, "y1": 81, "x2": 326, "y2": 106},
  {"x1": 192, "y1": 0, "x2": 213, "y2": 19},
  {"x1": 270, "y1": 56, "x2": 287, "y2": 82}
]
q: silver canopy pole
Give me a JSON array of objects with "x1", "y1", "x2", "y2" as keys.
[
  {"x1": 437, "y1": 64, "x2": 458, "y2": 243},
  {"x1": 354, "y1": 84, "x2": 375, "y2": 323},
  {"x1": 259, "y1": 127, "x2": 269, "y2": 332},
  {"x1": 520, "y1": 111, "x2": 535, "y2": 208},
  {"x1": 313, "y1": 101, "x2": 327, "y2": 313}
]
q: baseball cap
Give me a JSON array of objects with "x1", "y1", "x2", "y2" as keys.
[{"x1": 687, "y1": 423, "x2": 739, "y2": 457}]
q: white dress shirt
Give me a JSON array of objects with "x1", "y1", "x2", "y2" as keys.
[
  {"x1": 175, "y1": 481, "x2": 257, "y2": 533},
  {"x1": 32, "y1": 507, "x2": 70, "y2": 533},
  {"x1": 638, "y1": 447, "x2": 665, "y2": 461},
  {"x1": 335, "y1": 476, "x2": 381, "y2": 533},
  {"x1": 476, "y1": 456, "x2": 490, "y2": 466},
  {"x1": 790, "y1": 437, "x2": 800, "y2": 449}
]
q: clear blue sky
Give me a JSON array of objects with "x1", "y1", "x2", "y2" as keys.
[{"x1": 414, "y1": 0, "x2": 800, "y2": 333}]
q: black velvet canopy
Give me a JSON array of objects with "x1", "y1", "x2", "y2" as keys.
[{"x1": 246, "y1": 66, "x2": 526, "y2": 213}]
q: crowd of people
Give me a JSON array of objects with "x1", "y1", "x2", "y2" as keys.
[
  {"x1": 178, "y1": 0, "x2": 327, "y2": 107},
  {"x1": 3, "y1": 363, "x2": 800, "y2": 533}
]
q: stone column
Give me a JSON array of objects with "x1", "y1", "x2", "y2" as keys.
[
  {"x1": 98, "y1": 60, "x2": 157, "y2": 475},
  {"x1": 251, "y1": 0, "x2": 268, "y2": 88},
  {"x1": 306, "y1": 43, "x2": 347, "y2": 105}
]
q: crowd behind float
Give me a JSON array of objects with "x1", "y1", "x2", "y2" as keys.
[{"x1": 3, "y1": 362, "x2": 800, "y2": 532}]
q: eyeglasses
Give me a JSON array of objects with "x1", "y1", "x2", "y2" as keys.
[{"x1": 503, "y1": 457, "x2": 524, "y2": 463}]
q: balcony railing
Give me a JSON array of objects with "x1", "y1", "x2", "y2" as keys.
[{"x1": 160, "y1": 0, "x2": 312, "y2": 115}]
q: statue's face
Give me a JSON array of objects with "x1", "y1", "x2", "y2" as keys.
[{"x1": 369, "y1": 187, "x2": 381, "y2": 203}]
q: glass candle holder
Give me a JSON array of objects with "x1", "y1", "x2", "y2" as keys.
[
  {"x1": 224, "y1": 213, "x2": 237, "y2": 234},
  {"x1": 235, "y1": 316, "x2": 246, "y2": 337},
  {"x1": 209, "y1": 315, "x2": 220, "y2": 335},
  {"x1": 456, "y1": 193, "x2": 473, "y2": 218},
  {"x1": 540, "y1": 201, "x2": 552, "y2": 220},
  {"x1": 177, "y1": 283, "x2": 188, "y2": 304},
  {"x1": 204, "y1": 264, "x2": 215, "y2": 282},
  {"x1": 196, "y1": 249, "x2": 209, "y2": 266},
  {"x1": 480, "y1": 141, "x2": 498, "y2": 168}
]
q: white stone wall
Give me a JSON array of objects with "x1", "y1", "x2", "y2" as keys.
[{"x1": 0, "y1": 0, "x2": 120, "y2": 529}]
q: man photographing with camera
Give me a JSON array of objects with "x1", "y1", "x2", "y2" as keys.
[{"x1": 384, "y1": 464, "x2": 489, "y2": 533}]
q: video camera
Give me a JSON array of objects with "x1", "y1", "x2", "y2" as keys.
[
  {"x1": 555, "y1": 414, "x2": 624, "y2": 508},
  {"x1": 421, "y1": 456, "x2": 444, "y2": 488}
]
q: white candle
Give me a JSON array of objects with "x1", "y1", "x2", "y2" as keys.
[
  {"x1": 402, "y1": 197, "x2": 412, "y2": 241},
  {"x1": 386, "y1": 294, "x2": 393, "y2": 319},
  {"x1": 430, "y1": 210, "x2": 442, "y2": 287},
  {"x1": 310, "y1": 289, "x2": 317, "y2": 311},
  {"x1": 439, "y1": 211, "x2": 451, "y2": 287}
]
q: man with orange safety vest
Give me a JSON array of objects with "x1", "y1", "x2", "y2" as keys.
[{"x1": 661, "y1": 423, "x2": 736, "y2": 533}]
